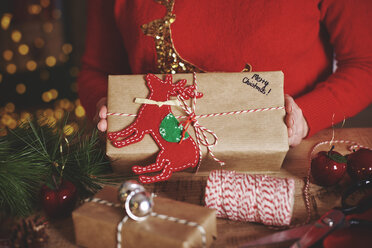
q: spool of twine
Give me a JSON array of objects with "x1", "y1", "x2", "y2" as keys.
[{"x1": 205, "y1": 170, "x2": 295, "y2": 226}]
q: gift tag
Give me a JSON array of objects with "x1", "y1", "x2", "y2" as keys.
[{"x1": 159, "y1": 113, "x2": 189, "y2": 143}]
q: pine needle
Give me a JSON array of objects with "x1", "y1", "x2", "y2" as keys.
[{"x1": 0, "y1": 116, "x2": 114, "y2": 217}]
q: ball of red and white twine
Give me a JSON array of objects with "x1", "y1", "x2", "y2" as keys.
[{"x1": 205, "y1": 170, "x2": 295, "y2": 226}]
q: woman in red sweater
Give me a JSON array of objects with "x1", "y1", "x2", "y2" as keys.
[{"x1": 78, "y1": 0, "x2": 372, "y2": 146}]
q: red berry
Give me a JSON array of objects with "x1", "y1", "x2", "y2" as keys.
[
  {"x1": 41, "y1": 180, "x2": 77, "y2": 218},
  {"x1": 311, "y1": 150, "x2": 347, "y2": 186},
  {"x1": 347, "y1": 148, "x2": 372, "y2": 181}
]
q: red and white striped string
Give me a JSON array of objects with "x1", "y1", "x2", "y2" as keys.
[
  {"x1": 107, "y1": 73, "x2": 284, "y2": 169},
  {"x1": 107, "y1": 112, "x2": 137, "y2": 117},
  {"x1": 176, "y1": 72, "x2": 224, "y2": 168},
  {"x1": 205, "y1": 170, "x2": 295, "y2": 226},
  {"x1": 106, "y1": 107, "x2": 284, "y2": 119}
]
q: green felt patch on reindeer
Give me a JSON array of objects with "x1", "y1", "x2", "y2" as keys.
[{"x1": 159, "y1": 113, "x2": 189, "y2": 142}]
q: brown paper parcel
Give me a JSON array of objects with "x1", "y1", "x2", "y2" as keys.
[
  {"x1": 72, "y1": 186, "x2": 217, "y2": 248},
  {"x1": 107, "y1": 72, "x2": 288, "y2": 174}
]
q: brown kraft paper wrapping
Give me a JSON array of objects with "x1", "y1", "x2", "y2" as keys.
[
  {"x1": 107, "y1": 72, "x2": 288, "y2": 174},
  {"x1": 72, "y1": 186, "x2": 217, "y2": 248}
]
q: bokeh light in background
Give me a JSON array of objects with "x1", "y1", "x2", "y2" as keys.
[
  {"x1": 0, "y1": 0, "x2": 88, "y2": 136},
  {"x1": 11, "y1": 30, "x2": 22, "y2": 43},
  {"x1": 3, "y1": 49, "x2": 13, "y2": 61},
  {"x1": 1, "y1": 13, "x2": 12, "y2": 30}
]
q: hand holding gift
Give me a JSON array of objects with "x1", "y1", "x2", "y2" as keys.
[
  {"x1": 106, "y1": 72, "x2": 289, "y2": 182},
  {"x1": 96, "y1": 97, "x2": 108, "y2": 132},
  {"x1": 284, "y1": 94, "x2": 309, "y2": 147}
]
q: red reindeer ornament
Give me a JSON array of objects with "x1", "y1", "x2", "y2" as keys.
[{"x1": 108, "y1": 74, "x2": 203, "y2": 184}]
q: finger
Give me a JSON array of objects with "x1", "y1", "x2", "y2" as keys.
[
  {"x1": 288, "y1": 132, "x2": 295, "y2": 146},
  {"x1": 291, "y1": 116, "x2": 297, "y2": 138},
  {"x1": 292, "y1": 105, "x2": 306, "y2": 138},
  {"x1": 290, "y1": 117, "x2": 304, "y2": 146},
  {"x1": 291, "y1": 109, "x2": 303, "y2": 138},
  {"x1": 288, "y1": 130, "x2": 301, "y2": 146},
  {"x1": 285, "y1": 113, "x2": 295, "y2": 128},
  {"x1": 99, "y1": 105, "x2": 107, "y2": 119},
  {"x1": 288, "y1": 127, "x2": 293, "y2": 137},
  {"x1": 97, "y1": 119, "x2": 107, "y2": 132},
  {"x1": 293, "y1": 107, "x2": 302, "y2": 126},
  {"x1": 301, "y1": 115, "x2": 309, "y2": 138},
  {"x1": 284, "y1": 94, "x2": 293, "y2": 114}
]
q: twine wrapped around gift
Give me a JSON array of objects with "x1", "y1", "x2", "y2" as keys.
[
  {"x1": 107, "y1": 73, "x2": 285, "y2": 171},
  {"x1": 84, "y1": 193, "x2": 207, "y2": 248},
  {"x1": 205, "y1": 170, "x2": 295, "y2": 226}
]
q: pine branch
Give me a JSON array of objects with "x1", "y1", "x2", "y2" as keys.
[
  {"x1": 0, "y1": 142, "x2": 49, "y2": 217},
  {"x1": 0, "y1": 116, "x2": 115, "y2": 217},
  {"x1": 63, "y1": 129, "x2": 112, "y2": 198}
]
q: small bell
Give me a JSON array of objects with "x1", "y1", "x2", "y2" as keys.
[
  {"x1": 118, "y1": 180, "x2": 145, "y2": 204},
  {"x1": 125, "y1": 191, "x2": 154, "y2": 221}
]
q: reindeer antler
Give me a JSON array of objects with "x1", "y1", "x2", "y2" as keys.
[
  {"x1": 170, "y1": 80, "x2": 203, "y2": 100},
  {"x1": 155, "y1": 0, "x2": 175, "y2": 14}
]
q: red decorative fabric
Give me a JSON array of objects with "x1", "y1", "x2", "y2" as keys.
[{"x1": 107, "y1": 74, "x2": 201, "y2": 183}]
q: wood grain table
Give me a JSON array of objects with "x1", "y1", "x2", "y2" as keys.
[{"x1": 33, "y1": 128, "x2": 372, "y2": 247}]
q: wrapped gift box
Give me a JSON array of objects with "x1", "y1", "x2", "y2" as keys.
[
  {"x1": 107, "y1": 72, "x2": 288, "y2": 175},
  {"x1": 72, "y1": 186, "x2": 217, "y2": 248}
]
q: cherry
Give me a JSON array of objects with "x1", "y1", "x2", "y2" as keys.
[
  {"x1": 40, "y1": 180, "x2": 77, "y2": 218},
  {"x1": 311, "y1": 147, "x2": 347, "y2": 186},
  {"x1": 347, "y1": 148, "x2": 372, "y2": 181}
]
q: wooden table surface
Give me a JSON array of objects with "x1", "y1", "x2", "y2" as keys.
[{"x1": 41, "y1": 128, "x2": 372, "y2": 247}]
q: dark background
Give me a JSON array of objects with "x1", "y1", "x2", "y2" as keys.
[
  {"x1": 0, "y1": 0, "x2": 86, "y2": 105},
  {"x1": 0, "y1": 0, "x2": 87, "y2": 134}
]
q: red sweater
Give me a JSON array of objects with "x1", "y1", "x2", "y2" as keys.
[{"x1": 78, "y1": 0, "x2": 372, "y2": 137}]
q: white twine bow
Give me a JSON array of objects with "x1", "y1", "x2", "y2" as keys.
[
  {"x1": 84, "y1": 197, "x2": 207, "y2": 248},
  {"x1": 177, "y1": 73, "x2": 225, "y2": 171}
]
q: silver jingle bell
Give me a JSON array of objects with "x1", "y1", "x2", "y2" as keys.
[
  {"x1": 118, "y1": 180, "x2": 145, "y2": 204},
  {"x1": 125, "y1": 190, "x2": 154, "y2": 221}
]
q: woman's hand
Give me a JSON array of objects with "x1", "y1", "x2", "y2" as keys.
[
  {"x1": 284, "y1": 94, "x2": 309, "y2": 147},
  {"x1": 94, "y1": 97, "x2": 108, "y2": 132}
]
